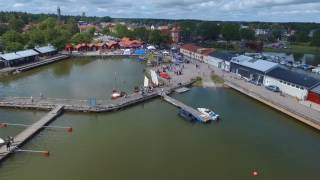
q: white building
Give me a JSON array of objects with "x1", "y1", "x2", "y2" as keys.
[
  {"x1": 180, "y1": 44, "x2": 215, "y2": 62},
  {"x1": 264, "y1": 67, "x2": 320, "y2": 100},
  {"x1": 206, "y1": 52, "x2": 236, "y2": 71}
]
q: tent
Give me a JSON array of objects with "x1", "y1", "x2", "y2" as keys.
[
  {"x1": 147, "y1": 45, "x2": 156, "y2": 50},
  {"x1": 134, "y1": 49, "x2": 146, "y2": 56}
]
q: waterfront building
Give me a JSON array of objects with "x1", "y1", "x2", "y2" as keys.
[
  {"x1": 206, "y1": 52, "x2": 236, "y2": 71},
  {"x1": 180, "y1": 44, "x2": 215, "y2": 62},
  {"x1": 34, "y1": 45, "x2": 57, "y2": 57},
  {"x1": 119, "y1": 37, "x2": 144, "y2": 48},
  {"x1": 230, "y1": 55, "x2": 278, "y2": 84},
  {"x1": 307, "y1": 84, "x2": 320, "y2": 105},
  {"x1": 264, "y1": 67, "x2": 320, "y2": 100},
  {"x1": 0, "y1": 60, "x2": 4, "y2": 68},
  {"x1": 0, "y1": 49, "x2": 39, "y2": 67}
]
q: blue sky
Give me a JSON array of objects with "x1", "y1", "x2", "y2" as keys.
[{"x1": 1, "y1": 0, "x2": 320, "y2": 22}]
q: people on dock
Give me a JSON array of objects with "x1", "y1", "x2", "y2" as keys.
[{"x1": 5, "y1": 136, "x2": 13, "y2": 151}]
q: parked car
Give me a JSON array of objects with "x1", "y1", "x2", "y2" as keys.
[{"x1": 265, "y1": 85, "x2": 280, "y2": 92}]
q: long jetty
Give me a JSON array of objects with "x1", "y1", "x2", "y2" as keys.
[
  {"x1": 0, "y1": 105, "x2": 64, "y2": 162},
  {"x1": 15, "y1": 55, "x2": 69, "y2": 72},
  {"x1": 161, "y1": 94, "x2": 209, "y2": 122}
]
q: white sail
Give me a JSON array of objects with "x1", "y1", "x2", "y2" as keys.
[
  {"x1": 144, "y1": 76, "x2": 149, "y2": 87},
  {"x1": 150, "y1": 70, "x2": 159, "y2": 86}
]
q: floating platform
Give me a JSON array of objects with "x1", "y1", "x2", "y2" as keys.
[{"x1": 174, "y1": 87, "x2": 190, "y2": 93}]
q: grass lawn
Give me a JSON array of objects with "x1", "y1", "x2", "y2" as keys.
[
  {"x1": 211, "y1": 74, "x2": 225, "y2": 84},
  {"x1": 192, "y1": 77, "x2": 203, "y2": 87}
]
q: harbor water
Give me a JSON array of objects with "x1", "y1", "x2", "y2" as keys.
[{"x1": 0, "y1": 57, "x2": 319, "y2": 180}]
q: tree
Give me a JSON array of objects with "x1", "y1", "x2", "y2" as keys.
[
  {"x1": 197, "y1": 22, "x2": 220, "y2": 40},
  {"x1": 65, "y1": 18, "x2": 79, "y2": 35},
  {"x1": 0, "y1": 24, "x2": 8, "y2": 36},
  {"x1": 179, "y1": 21, "x2": 197, "y2": 42},
  {"x1": 8, "y1": 16, "x2": 24, "y2": 32},
  {"x1": 272, "y1": 29, "x2": 282, "y2": 41},
  {"x1": 311, "y1": 31, "x2": 320, "y2": 47},
  {"x1": 240, "y1": 28, "x2": 255, "y2": 40},
  {"x1": 132, "y1": 27, "x2": 149, "y2": 41},
  {"x1": 295, "y1": 31, "x2": 310, "y2": 42},
  {"x1": 71, "y1": 32, "x2": 92, "y2": 44},
  {"x1": 222, "y1": 24, "x2": 240, "y2": 41},
  {"x1": 5, "y1": 42, "x2": 24, "y2": 52},
  {"x1": 26, "y1": 28, "x2": 46, "y2": 46},
  {"x1": 148, "y1": 30, "x2": 170, "y2": 45},
  {"x1": 113, "y1": 24, "x2": 130, "y2": 38},
  {"x1": 102, "y1": 27, "x2": 110, "y2": 35},
  {"x1": 1, "y1": 30, "x2": 24, "y2": 44},
  {"x1": 88, "y1": 27, "x2": 96, "y2": 36}
]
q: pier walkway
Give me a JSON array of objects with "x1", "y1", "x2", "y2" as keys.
[
  {"x1": 0, "y1": 105, "x2": 64, "y2": 162},
  {"x1": 161, "y1": 94, "x2": 209, "y2": 122}
]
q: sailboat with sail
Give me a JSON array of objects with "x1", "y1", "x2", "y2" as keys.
[{"x1": 111, "y1": 72, "x2": 123, "y2": 99}]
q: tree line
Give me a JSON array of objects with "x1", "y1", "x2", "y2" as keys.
[{"x1": 0, "y1": 12, "x2": 111, "y2": 52}]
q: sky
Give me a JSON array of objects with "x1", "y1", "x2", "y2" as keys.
[{"x1": 1, "y1": 0, "x2": 320, "y2": 23}]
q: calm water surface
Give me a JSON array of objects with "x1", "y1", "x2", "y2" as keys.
[{"x1": 0, "y1": 58, "x2": 319, "y2": 180}]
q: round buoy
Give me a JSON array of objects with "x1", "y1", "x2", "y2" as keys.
[
  {"x1": 42, "y1": 151, "x2": 50, "y2": 157},
  {"x1": 67, "y1": 127, "x2": 73, "y2": 133},
  {"x1": 252, "y1": 171, "x2": 259, "y2": 176}
]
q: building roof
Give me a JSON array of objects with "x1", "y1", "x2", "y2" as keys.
[
  {"x1": 209, "y1": 51, "x2": 236, "y2": 61},
  {"x1": 35, "y1": 45, "x2": 56, "y2": 54},
  {"x1": 181, "y1": 44, "x2": 199, "y2": 52},
  {"x1": 16, "y1": 49, "x2": 39, "y2": 58},
  {"x1": 181, "y1": 44, "x2": 215, "y2": 55},
  {"x1": 266, "y1": 67, "x2": 320, "y2": 89},
  {"x1": 232, "y1": 55, "x2": 278, "y2": 72},
  {"x1": 311, "y1": 84, "x2": 320, "y2": 94},
  {"x1": 0, "y1": 53, "x2": 22, "y2": 61}
]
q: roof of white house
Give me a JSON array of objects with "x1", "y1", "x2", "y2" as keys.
[
  {"x1": 311, "y1": 84, "x2": 320, "y2": 94},
  {"x1": 16, "y1": 49, "x2": 39, "y2": 58},
  {"x1": 0, "y1": 53, "x2": 22, "y2": 61},
  {"x1": 231, "y1": 55, "x2": 278, "y2": 72},
  {"x1": 35, "y1": 45, "x2": 56, "y2": 54}
]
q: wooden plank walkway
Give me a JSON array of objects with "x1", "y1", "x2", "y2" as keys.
[
  {"x1": 0, "y1": 105, "x2": 64, "y2": 162},
  {"x1": 161, "y1": 94, "x2": 210, "y2": 122},
  {"x1": 16, "y1": 55, "x2": 69, "y2": 72}
]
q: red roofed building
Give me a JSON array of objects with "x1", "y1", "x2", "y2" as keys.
[
  {"x1": 180, "y1": 44, "x2": 215, "y2": 62},
  {"x1": 119, "y1": 37, "x2": 144, "y2": 48}
]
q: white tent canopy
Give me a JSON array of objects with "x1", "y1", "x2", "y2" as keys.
[
  {"x1": 147, "y1": 45, "x2": 156, "y2": 50},
  {"x1": 0, "y1": 138, "x2": 5, "y2": 144}
]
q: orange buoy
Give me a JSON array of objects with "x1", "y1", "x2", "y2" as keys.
[
  {"x1": 67, "y1": 127, "x2": 73, "y2": 133},
  {"x1": 42, "y1": 151, "x2": 50, "y2": 157},
  {"x1": 252, "y1": 171, "x2": 259, "y2": 176}
]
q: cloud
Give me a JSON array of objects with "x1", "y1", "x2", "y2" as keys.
[
  {"x1": 0, "y1": 0, "x2": 319, "y2": 22},
  {"x1": 13, "y1": 3, "x2": 25, "y2": 8}
]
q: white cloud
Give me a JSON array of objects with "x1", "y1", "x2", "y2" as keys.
[
  {"x1": 13, "y1": 3, "x2": 24, "y2": 8},
  {"x1": 0, "y1": 0, "x2": 319, "y2": 22}
]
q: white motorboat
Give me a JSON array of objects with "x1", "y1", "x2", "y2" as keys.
[
  {"x1": 197, "y1": 108, "x2": 220, "y2": 121},
  {"x1": 111, "y1": 91, "x2": 121, "y2": 99},
  {"x1": 0, "y1": 138, "x2": 5, "y2": 145}
]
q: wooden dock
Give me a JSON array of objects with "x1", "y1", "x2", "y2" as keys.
[
  {"x1": 161, "y1": 94, "x2": 210, "y2": 122},
  {"x1": 0, "y1": 105, "x2": 64, "y2": 162},
  {"x1": 15, "y1": 55, "x2": 69, "y2": 72}
]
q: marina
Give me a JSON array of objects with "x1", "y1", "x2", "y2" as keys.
[{"x1": 0, "y1": 57, "x2": 319, "y2": 179}]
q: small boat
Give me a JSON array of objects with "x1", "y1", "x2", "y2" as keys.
[
  {"x1": 111, "y1": 90, "x2": 121, "y2": 99},
  {"x1": 197, "y1": 108, "x2": 220, "y2": 121},
  {"x1": 0, "y1": 138, "x2": 5, "y2": 145}
]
